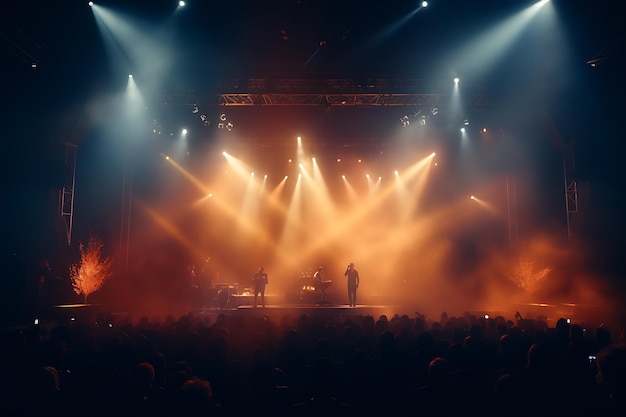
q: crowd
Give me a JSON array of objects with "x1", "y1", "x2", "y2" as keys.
[{"x1": 1, "y1": 309, "x2": 625, "y2": 416}]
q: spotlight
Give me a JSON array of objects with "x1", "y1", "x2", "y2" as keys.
[
  {"x1": 182, "y1": 128, "x2": 187, "y2": 135},
  {"x1": 470, "y1": 195, "x2": 475, "y2": 200},
  {"x1": 179, "y1": 1, "x2": 185, "y2": 6},
  {"x1": 460, "y1": 127, "x2": 466, "y2": 133},
  {"x1": 89, "y1": 1, "x2": 93, "y2": 6},
  {"x1": 192, "y1": 104, "x2": 199, "y2": 114},
  {"x1": 454, "y1": 77, "x2": 460, "y2": 84},
  {"x1": 128, "y1": 74, "x2": 133, "y2": 78},
  {"x1": 421, "y1": 1, "x2": 428, "y2": 7},
  {"x1": 218, "y1": 113, "x2": 234, "y2": 131}
]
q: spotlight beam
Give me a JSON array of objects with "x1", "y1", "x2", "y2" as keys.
[
  {"x1": 164, "y1": 155, "x2": 210, "y2": 194},
  {"x1": 446, "y1": 1, "x2": 551, "y2": 77},
  {"x1": 294, "y1": 153, "x2": 434, "y2": 261},
  {"x1": 136, "y1": 201, "x2": 206, "y2": 261}
]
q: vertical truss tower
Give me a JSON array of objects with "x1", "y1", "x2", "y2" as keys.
[{"x1": 60, "y1": 142, "x2": 78, "y2": 246}]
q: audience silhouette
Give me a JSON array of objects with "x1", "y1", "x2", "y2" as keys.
[{"x1": 0, "y1": 309, "x2": 623, "y2": 416}]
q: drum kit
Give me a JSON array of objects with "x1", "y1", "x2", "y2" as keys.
[{"x1": 296, "y1": 269, "x2": 332, "y2": 305}]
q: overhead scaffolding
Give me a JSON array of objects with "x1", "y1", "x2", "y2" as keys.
[
  {"x1": 60, "y1": 142, "x2": 78, "y2": 247},
  {"x1": 563, "y1": 144, "x2": 578, "y2": 241},
  {"x1": 163, "y1": 77, "x2": 488, "y2": 108}
]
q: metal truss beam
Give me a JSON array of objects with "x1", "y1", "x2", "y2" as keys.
[
  {"x1": 162, "y1": 78, "x2": 489, "y2": 107},
  {"x1": 562, "y1": 144, "x2": 578, "y2": 241},
  {"x1": 60, "y1": 142, "x2": 78, "y2": 246},
  {"x1": 216, "y1": 93, "x2": 444, "y2": 107}
]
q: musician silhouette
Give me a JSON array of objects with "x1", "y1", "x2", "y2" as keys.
[
  {"x1": 252, "y1": 266, "x2": 268, "y2": 308},
  {"x1": 313, "y1": 266, "x2": 332, "y2": 305},
  {"x1": 313, "y1": 266, "x2": 324, "y2": 284},
  {"x1": 344, "y1": 262, "x2": 360, "y2": 307}
]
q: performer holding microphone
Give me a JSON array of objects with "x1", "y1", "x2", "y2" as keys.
[{"x1": 344, "y1": 262, "x2": 360, "y2": 307}]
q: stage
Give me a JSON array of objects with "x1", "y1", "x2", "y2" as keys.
[
  {"x1": 195, "y1": 302, "x2": 396, "y2": 321},
  {"x1": 5, "y1": 293, "x2": 616, "y2": 334}
]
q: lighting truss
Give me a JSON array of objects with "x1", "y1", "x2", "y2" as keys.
[{"x1": 162, "y1": 77, "x2": 493, "y2": 108}]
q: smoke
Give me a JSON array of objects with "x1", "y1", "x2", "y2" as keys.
[{"x1": 86, "y1": 131, "x2": 622, "y2": 334}]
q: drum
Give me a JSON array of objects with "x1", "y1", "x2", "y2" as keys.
[{"x1": 298, "y1": 284, "x2": 317, "y2": 303}]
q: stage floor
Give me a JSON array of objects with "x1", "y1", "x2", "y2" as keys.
[{"x1": 193, "y1": 303, "x2": 397, "y2": 321}]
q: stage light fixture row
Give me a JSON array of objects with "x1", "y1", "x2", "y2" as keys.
[{"x1": 399, "y1": 109, "x2": 437, "y2": 127}]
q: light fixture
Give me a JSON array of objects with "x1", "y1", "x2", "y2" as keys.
[
  {"x1": 192, "y1": 104, "x2": 199, "y2": 114},
  {"x1": 217, "y1": 113, "x2": 233, "y2": 131}
]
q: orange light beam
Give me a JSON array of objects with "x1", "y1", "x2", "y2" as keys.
[
  {"x1": 164, "y1": 155, "x2": 210, "y2": 194},
  {"x1": 295, "y1": 155, "x2": 429, "y2": 260},
  {"x1": 136, "y1": 201, "x2": 206, "y2": 260}
]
